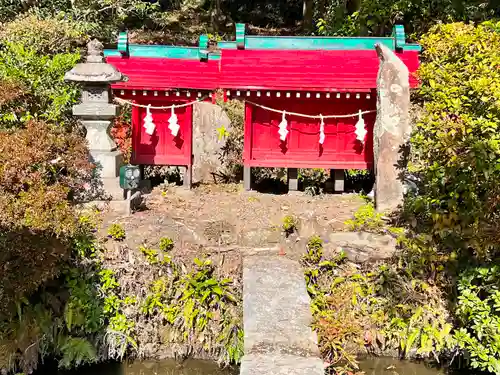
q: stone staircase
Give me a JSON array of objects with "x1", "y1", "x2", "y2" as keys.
[{"x1": 240, "y1": 256, "x2": 324, "y2": 375}]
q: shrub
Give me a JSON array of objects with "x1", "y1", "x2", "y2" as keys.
[
  {"x1": 406, "y1": 22, "x2": 500, "y2": 372},
  {"x1": 0, "y1": 121, "x2": 93, "y2": 314},
  {"x1": 0, "y1": 45, "x2": 80, "y2": 129},
  {"x1": 0, "y1": 121, "x2": 93, "y2": 233},
  {"x1": 111, "y1": 109, "x2": 132, "y2": 164},
  {"x1": 140, "y1": 245, "x2": 159, "y2": 264},
  {"x1": 410, "y1": 22, "x2": 500, "y2": 257},
  {"x1": 142, "y1": 257, "x2": 243, "y2": 365},
  {"x1": 455, "y1": 265, "x2": 500, "y2": 373},
  {"x1": 107, "y1": 224, "x2": 126, "y2": 241},
  {"x1": 315, "y1": 0, "x2": 498, "y2": 38},
  {"x1": 303, "y1": 245, "x2": 454, "y2": 373},
  {"x1": 159, "y1": 237, "x2": 174, "y2": 252},
  {"x1": 0, "y1": 16, "x2": 84, "y2": 129},
  {"x1": 0, "y1": 14, "x2": 87, "y2": 54},
  {"x1": 344, "y1": 203, "x2": 384, "y2": 232},
  {"x1": 0, "y1": 1, "x2": 162, "y2": 38},
  {"x1": 282, "y1": 215, "x2": 298, "y2": 235},
  {"x1": 303, "y1": 235, "x2": 323, "y2": 264},
  {"x1": 299, "y1": 168, "x2": 327, "y2": 196}
]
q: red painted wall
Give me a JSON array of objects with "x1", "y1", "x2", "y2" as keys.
[
  {"x1": 244, "y1": 96, "x2": 376, "y2": 170},
  {"x1": 129, "y1": 97, "x2": 193, "y2": 166}
]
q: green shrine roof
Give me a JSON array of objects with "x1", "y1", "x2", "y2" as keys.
[{"x1": 103, "y1": 24, "x2": 421, "y2": 60}]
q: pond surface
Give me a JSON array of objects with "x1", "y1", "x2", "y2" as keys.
[
  {"x1": 358, "y1": 358, "x2": 445, "y2": 375},
  {"x1": 42, "y1": 358, "x2": 459, "y2": 375},
  {"x1": 54, "y1": 360, "x2": 237, "y2": 375}
]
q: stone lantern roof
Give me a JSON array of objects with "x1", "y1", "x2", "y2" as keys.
[{"x1": 65, "y1": 39, "x2": 126, "y2": 83}]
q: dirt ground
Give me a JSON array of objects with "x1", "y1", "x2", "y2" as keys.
[{"x1": 99, "y1": 183, "x2": 365, "y2": 276}]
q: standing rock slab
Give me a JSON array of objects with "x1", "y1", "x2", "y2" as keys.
[
  {"x1": 192, "y1": 102, "x2": 232, "y2": 183},
  {"x1": 241, "y1": 256, "x2": 323, "y2": 375},
  {"x1": 373, "y1": 43, "x2": 411, "y2": 213}
]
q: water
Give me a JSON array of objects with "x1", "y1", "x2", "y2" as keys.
[
  {"x1": 358, "y1": 358, "x2": 445, "y2": 375},
  {"x1": 54, "y1": 360, "x2": 238, "y2": 375},
  {"x1": 42, "y1": 358, "x2": 453, "y2": 375}
]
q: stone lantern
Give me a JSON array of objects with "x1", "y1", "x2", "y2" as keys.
[{"x1": 65, "y1": 39, "x2": 127, "y2": 197}]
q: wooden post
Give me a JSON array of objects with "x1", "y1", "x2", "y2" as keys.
[
  {"x1": 244, "y1": 166, "x2": 252, "y2": 191},
  {"x1": 243, "y1": 103, "x2": 253, "y2": 191},
  {"x1": 183, "y1": 165, "x2": 192, "y2": 189},
  {"x1": 125, "y1": 189, "x2": 132, "y2": 216},
  {"x1": 288, "y1": 168, "x2": 299, "y2": 191},
  {"x1": 331, "y1": 169, "x2": 344, "y2": 193}
]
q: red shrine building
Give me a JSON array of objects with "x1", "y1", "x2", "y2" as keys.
[{"x1": 104, "y1": 24, "x2": 420, "y2": 190}]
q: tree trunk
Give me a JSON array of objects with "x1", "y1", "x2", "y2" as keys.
[
  {"x1": 346, "y1": 0, "x2": 361, "y2": 14},
  {"x1": 211, "y1": 0, "x2": 222, "y2": 32},
  {"x1": 317, "y1": 0, "x2": 326, "y2": 18},
  {"x1": 303, "y1": 0, "x2": 314, "y2": 32}
]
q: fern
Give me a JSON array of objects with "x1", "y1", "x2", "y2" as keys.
[{"x1": 58, "y1": 337, "x2": 97, "y2": 369}]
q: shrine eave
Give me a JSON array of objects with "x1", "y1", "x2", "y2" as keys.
[
  {"x1": 225, "y1": 89, "x2": 374, "y2": 99},
  {"x1": 111, "y1": 88, "x2": 213, "y2": 99}
]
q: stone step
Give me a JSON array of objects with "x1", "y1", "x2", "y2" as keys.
[
  {"x1": 241, "y1": 256, "x2": 323, "y2": 375},
  {"x1": 240, "y1": 353, "x2": 324, "y2": 375}
]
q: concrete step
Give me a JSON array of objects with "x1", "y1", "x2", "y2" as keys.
[
  {"x1": 240, "y1": 353, "x2": 324, "y2": 375},
  {"x1": 241, "y1": 256, "x2": 323, "y2": 375}
]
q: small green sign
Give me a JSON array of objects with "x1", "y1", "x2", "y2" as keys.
[{"x1": 119, "y1": 165, "x2": 141, "y2": 190}]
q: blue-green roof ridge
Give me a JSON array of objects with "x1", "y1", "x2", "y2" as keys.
[{"x1": 104, "y1": 25, "x2": 421, "y2": 60}]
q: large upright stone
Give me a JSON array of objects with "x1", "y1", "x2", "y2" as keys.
[
  {"x1": 192, "y1": 102, "x2": 232, "y2": 183},
  {"x1": 373, "y1": 43, "x2": 411, "y2": 213},
  {"x1": 65, "y1": 39, "x2": 126, "y2": 197}
]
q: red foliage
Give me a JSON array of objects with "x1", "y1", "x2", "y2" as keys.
[
  {"x1": 111, "y1": 115, "x2": 132, "y2": 163},
  {"x1": 0, "y1": 121, "x2": 93, "y2": 313}
]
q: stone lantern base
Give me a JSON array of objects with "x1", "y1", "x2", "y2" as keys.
[
  {"x1": 92, "y1": 151, "x2": 124, "y2": 200},
  {"x1": 82, "y1": 117, "x2": 124, "y2": 200},
  {"x1": 91, "y1": 150, "x2": 123, "y2": 180}
]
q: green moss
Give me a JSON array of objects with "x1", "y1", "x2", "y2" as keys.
[{"x1": 344, "y1": 203, "x2": 384, "y2": 232}]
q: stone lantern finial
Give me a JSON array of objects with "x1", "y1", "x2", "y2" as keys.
[
  {"x1": 86, "y1": 39, "x2": 104, "y2": 63},
  {"x1": 64, "y1": 39, "x2": 125, "y2": 83}
]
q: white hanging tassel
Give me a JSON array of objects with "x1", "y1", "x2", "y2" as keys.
[
  {"x1": 278, "y1": 110, "x2": 288, "y2": 141},
  {"x1": 143, "y1": 105, "x2": 156, "y2": 135},
  {"x1": 168, "y1": 104, "x2": 180, "y2": 137},
  {"x1": 319, "y1": 114, "x2": 325, "y2": 145},
  {"x1": 355, "y1": 110, "x2": 367, "y2": 143}
]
